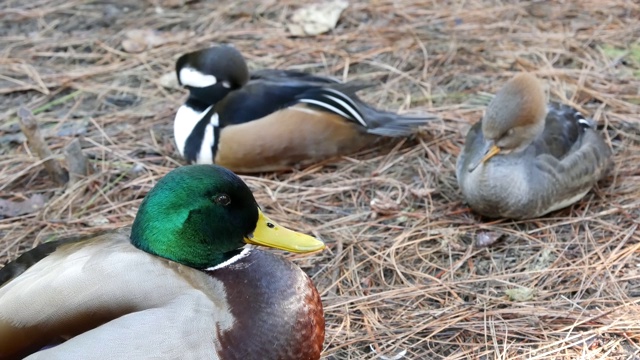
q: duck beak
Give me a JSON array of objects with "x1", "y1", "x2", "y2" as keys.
[
  {"x1": 468, "y1": 141, "x2": 501, "y2": 172},
  {"x1": 244, "y1": 209, "x2": 325, "y2": 253}
]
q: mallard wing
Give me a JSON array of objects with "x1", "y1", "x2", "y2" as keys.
[
  {"x1": 0, "y1": 231, "x2": 222, "y2": 360},
  {"x1": 0, "y1": 237, "x2": 78, "y2": 286}
]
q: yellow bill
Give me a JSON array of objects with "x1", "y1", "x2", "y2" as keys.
[
  {"x1": 468, "y1": 144, "x2": 501, "y2": 172},
  {"x1": 479, "y1": 144, "x2": 501, "y2": 164},
  {"x1": 244, "y1": 210, "x2": 325, "y2": 253}
]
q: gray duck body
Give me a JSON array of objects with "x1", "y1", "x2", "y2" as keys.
[{"x1": 457, "y1": 103, "x2": 612, "y2": 219}]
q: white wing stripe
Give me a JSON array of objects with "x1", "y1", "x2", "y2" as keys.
[
  {"x1": 322, "y1": 94, "x2": 366, "y2": 127},
  {"x1": 323, "y1": 88, "x2": 361, "y2": 112},
  {"x1": 298, "y1": 99, "x2": 352, "y2": 122}
]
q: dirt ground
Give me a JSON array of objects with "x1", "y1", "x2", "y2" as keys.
[{"x1": 1, "y1": 0, "x2": 639, "y2": 359}]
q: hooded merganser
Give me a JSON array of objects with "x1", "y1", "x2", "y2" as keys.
[
  {"x1": 456, "y1": 73, "x2": 612, "y2": 219},
  {"x1": 173, "y1": 45, "x2": 436, "y2": 173}
]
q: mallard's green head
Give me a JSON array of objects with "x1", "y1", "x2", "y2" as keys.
[{"x1": 131, "y1": 165, "x2": 324, "y2": 269}]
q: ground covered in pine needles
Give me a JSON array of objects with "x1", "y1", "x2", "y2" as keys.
[{"x1": 1, "y1": 0, "x2": 639, "y2": 359}]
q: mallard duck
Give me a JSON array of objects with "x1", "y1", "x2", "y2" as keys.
[
  {"x1": 456, "y1": 73, "x2": 612, "y2": 219},
  {"x1": 173, "y1": 45, "x2": 436, "y2": 173},
  {"x1": 0, "y1": 165, "x2": 325, "y2": 359}
]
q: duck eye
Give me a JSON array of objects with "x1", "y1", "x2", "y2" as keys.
[{"x1": 214, "y1": 194, "x2": 231, "y2": 206}]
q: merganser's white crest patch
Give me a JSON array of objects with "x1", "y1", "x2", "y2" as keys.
[
  {"x1": 174, "y1": 104, "x2": 213, "y2": 157},
  {"x1": 179, "y1": 67, "x2": 217, "y2": 88},
  {"x1": 206, "y1": 247, "x2": 252, "y2": 271}
]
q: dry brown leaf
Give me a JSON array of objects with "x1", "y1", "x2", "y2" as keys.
[
  {"x1": 0, "y1": 194, "x2": 47, "y2": 218},
  {"x1": 475, "y1": 231, "x2": 504, "y2": 247},
  {"x1": 159, "y1": 71, "x2": 180, "y2": 89},
  {"x1": 505, "y1": 287, "x2": 535, "y2": 302},
  {"x1": 121, "y1": 29, "x2": 193, "y2": 53},
  {"x1": 287, "y1": 0, "x2": 348, "y2": 37}
]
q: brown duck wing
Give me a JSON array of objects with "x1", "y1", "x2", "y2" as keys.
[{"x1": 215, "y1": 104, "x2": 376, "y2": 173}]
